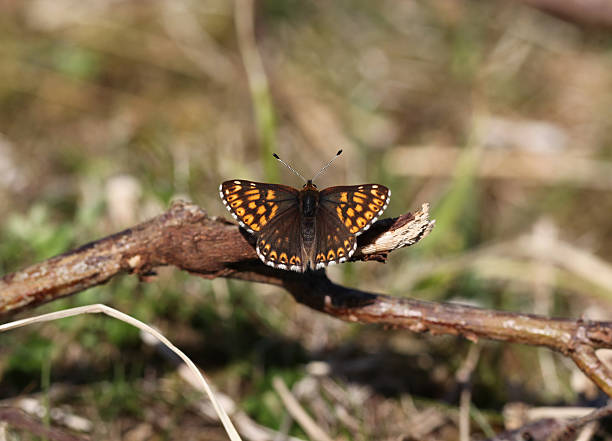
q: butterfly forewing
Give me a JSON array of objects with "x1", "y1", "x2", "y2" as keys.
[
  {"x1": 219, "y1": 180, "x2": 298, "y2": 234},
  {"x1": 319, "y1": 184, "x2": 390, "y2": 236}
]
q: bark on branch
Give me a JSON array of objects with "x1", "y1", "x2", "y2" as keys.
[{"x1": 1, "y1": 201, "x2": 612, "y2": 397}]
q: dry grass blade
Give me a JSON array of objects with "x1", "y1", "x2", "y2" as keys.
[
  {"x1": 272, "y1": 377, "x2": 334, "y2": 441},
  {"x1": 0, "y1": 304, "x2": 243, "y2": 441}
]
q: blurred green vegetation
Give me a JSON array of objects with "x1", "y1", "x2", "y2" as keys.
[{"x1": 1, "y1": 0, "x2": 612, "y2": 439}]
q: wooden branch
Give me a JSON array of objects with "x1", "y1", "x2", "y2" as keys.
[
  {"x1": 2, "y1": 201, "x2": 612, "y2": 397},
  {"x1": 0, "y1": 407, "x2": 89, "y2": 441},
  {"x1": 0, "y1": 201, "x2": 434, "y2": 312}
]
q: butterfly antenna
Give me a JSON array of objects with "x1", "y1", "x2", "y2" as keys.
[
  {"x1": 312, "y1": 149, "x2": 343, "y2": 181},
  {"x1": 272, "y1": 153, "x2": 307, "y2": 183}
]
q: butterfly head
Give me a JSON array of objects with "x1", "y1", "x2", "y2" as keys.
[{"x1": 303, "y1": 179, "x2": 317, "y2": 190}]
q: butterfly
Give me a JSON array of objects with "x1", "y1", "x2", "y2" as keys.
[{"x1": 219, "y1": 150, "x2": 390, "y2": 272}]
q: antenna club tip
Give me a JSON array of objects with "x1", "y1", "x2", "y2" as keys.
[
  {"x1": 272, "y1": 153, "x2": 279, "y2": 159},
  {"x1": 337, "y1": 149, "x2": 343, "y2": 155}
]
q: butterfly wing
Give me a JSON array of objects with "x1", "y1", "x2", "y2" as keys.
[
  {"x1": 319, "y1": 184, "x2": 390, "y2": 236},
  {"x1": 219, "y1": 180, "x2": 299, "y2": 235},
  {"x1": 311, "y1": 184, "x2": 390, "y2": 270},
  {"x1": 256, "y1": 204, "x2": 307, "y2": 271},
  {"x1": 312, "y1": 207, "x2": 357, "y2": 269},
  {"x1": 220, "y1": 180, "x2": 307, "y2": 271}
]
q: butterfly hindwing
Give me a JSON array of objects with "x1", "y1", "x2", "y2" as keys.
[
  {"x1": 219, "y1": 180, "x2": 298, "y2": 234},
  {"x1": 319, "y1": 184, "x2": 390, "y2": 236},
  {"x1": 313, "y1": 208, "x2": 356, "y2": 269},
  {"x1": 256, "y1": 205, "x2": 306, "y2": 272}
]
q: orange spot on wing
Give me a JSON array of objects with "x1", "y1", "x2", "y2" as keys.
[
  {"x1": 279, "y1": 253, "x2": 288, "y2": 263},
  {"x1": 226, "y1": 194, "x2": 238, "y2": 202},
  {"x1": 336, "y1": 206, "x2": 344, "y2": 222},
  {"x1": 236, "y1": 207, "x2": 246, "y2": 216},
  {"x1": 266, "y1": 189, "x2": 276, "y2": 199},
  {"x1": 340, "y1": 192, "x2": 348, "y2": 202},
  {"x1": 368, "y1": 203, "x2": 378, "y2": 211},
  {"x1": 251, "y1": 224, "x2": 260, "y2": 231},
  {"x1": 259, "y1": 216, "x2": 267, "y2": 226},
  {"x1": 353, "y1": 197, "x2": 364, "y2": 204},
  {"x1": 364, "y1": 211, "x2": 373, "y2": 220},
  {"x1": 349, "y1": 226, "x2": 359, "y2": 234},
  {"x1": 248, "y1": 201, "x2": 257, "y2": 209},
  {"x1": 327, "y1": 250, "x2": 336, "y2": 260},
  {"x1": 257, "y1": 205, "x2": 266, "y2": 215},
  {"x1": 354, "y1": 192, "x2": 366, "y2": 199},
  {"x1": 230, "y1": 200, "x2": 242, "y2": 208},
  {"x1": 371, "y1": 189, "x2": 384, "y2": 198},
  {"x1": 344, "y1": 218, "x2": 352, "y2": 228},
  {"x1": 372, "y1": 198, "x2": 384, "y2": 206},
  {"x1": 347, "y1": 207, "x2": 355, "y2": 217},
  {"x1": 269, "y1": 250, "x2": 277, "y2": 260},
  {"x1": 243, "y1": 214, "x2": 254, "y2": 225},
  {"x1": 244, "y1": 189, "x2": 259, "y2": 195},
  {"x1": 356, "y1": 217, "x2": 366, "y2": 227}
]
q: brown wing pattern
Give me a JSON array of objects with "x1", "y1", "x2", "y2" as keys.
[
  {"x1": 255, "y1": 205, "x2": 306, "y2": 272},
  {"x1": 313, "y1": 208, "x2": 357, "y2": 269},
  {"x1": 219, "y1": 180, "x2": 298, "y2": 235},
  {"x1": 220, "y1": 180, "x2": 391, "y2": 272},
  {"x1": 319, "y1": 184, "x2": 390, "y2": 236}
]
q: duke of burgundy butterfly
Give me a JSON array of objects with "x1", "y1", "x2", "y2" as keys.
[{"x1": 220, "y1": 150, "x2": 390, "y2": 272}]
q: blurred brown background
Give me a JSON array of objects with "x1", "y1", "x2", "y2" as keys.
[{"x1": 1, "y1": 0, "x2": 611, "y2": 439}]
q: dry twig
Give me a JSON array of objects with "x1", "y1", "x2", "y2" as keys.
[
  {"x1": 490, "y1": 402, "x2": 612, "y2": 441},
  {"x1": 1, "y1": 200, "x2": 612, "y2": 398},
  {"x1": 0, "y1": 407, "x2": 88, "y2": 441},
  {"x1": 272, "y1": 377, "x2": 334, "y2": 441}
]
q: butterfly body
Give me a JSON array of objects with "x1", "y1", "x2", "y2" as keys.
[{"x1": 220, "y1": 178, "x2": 390, "y2": 272}]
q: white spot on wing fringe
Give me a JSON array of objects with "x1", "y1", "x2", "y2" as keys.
[{"x1": 348, "y1": 247, "x2": 355, "y2": 257}]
